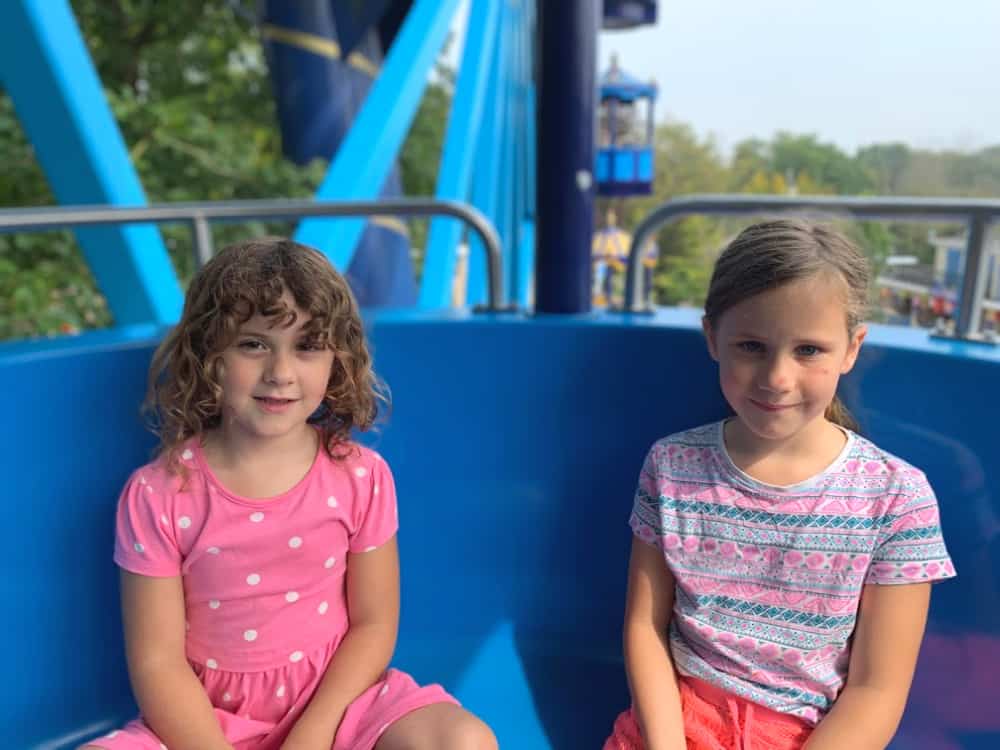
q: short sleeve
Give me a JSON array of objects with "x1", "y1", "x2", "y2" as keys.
[
  {"x1": 113, "y1": 470, "x2": 182, "y2": 577},
  {"x1": 629, "y1": 444, "x2": 666, "y2": 549},
  {"x1": 348, "y1": 452, "x2": 399, "y2": 553},
  {"x1": 866, "y1": 472, "x2": 956, "y2": 585}
]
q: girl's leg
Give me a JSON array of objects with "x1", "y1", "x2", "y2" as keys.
[{"x1": 374, "y1": 703, "x2": 497, "y2": 750}]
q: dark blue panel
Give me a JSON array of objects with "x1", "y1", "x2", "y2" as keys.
[{"x1": 602, "y1": 0, "x2": 658, "y2": 29}]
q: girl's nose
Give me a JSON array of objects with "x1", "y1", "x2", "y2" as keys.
[
  {"x1": 264, "y1": 351, "x2": 294, "y2": 385},
  {"x1": 759, "y1": 355, "x2": 793, "y2": 392}
]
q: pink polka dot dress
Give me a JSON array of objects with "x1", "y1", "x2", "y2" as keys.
[{"x1": 84, "y1": 439, "x2": 456, "y2": 750}]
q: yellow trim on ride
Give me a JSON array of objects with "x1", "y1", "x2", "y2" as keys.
[
  {"x1": 371, "y1": 216, "x2": 409, "y2": 238},
  {"x1": 260, "y1": 24, "x2": 380, "y2": 77}
]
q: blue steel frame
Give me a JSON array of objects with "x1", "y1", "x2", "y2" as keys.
[
  {"x1": 1, "y1": 0, "x2": 538, "y2": 325},
  {"x1": 293, "y1": 0, "x2": 462, "y2": 270},
  {"x1": 419, "y1": 0, "x2": 502, "y2": 308},
  {"x1": 466, "y1": 12, "x2": 508, "y2": 308},
  {"x1": 423, "y1": 0, "x2": 536, "y2": 310},
  {"x1": 0, "y1": 0, "x2": 182, "y2": 327}
]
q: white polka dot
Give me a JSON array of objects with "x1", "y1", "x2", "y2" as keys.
[
  {"x1": 182, "y1": 449, "x2": 193, "y2": 460},
  {"x1": 276, "y1": 685, "x2": 286, "y2": 698},
  {"x1": 289, "y1": 650, "x2": 304, "y2": 662},
  {"x1": 207, "y1": 546, "x2": 221, "y2": 555},
  {"x1": 160, "y1": 744, "x2": 168, "y2": 750},
  {"x1": 288, "y1": 536, "x2": 303, "y2": 549},
  {"x1": 246, "y1": 573, "x2": 261, "y2": 586},
  {"x1": 160, "y1": 514, "x2": 169, "y2": 525},
  {"x1": 379, "y1": 683, "x2": 389, "y2": 697},
  {"x1": 374, "y1": 484, "x2": 380, "y2": 495},
  {"x1": 178, "y1": 516, "x2": 191, "y2": 529},
  {"x1": 364, "y1": 546, "x2": 376, "y2": 552},
  {"x1": 327, "y1": 495, "x2": 338, "y2": 508},
  {"x1": 139, "y1": 476, "x2": 146, "y2": 485},
  {"x1": 318, "y1": 601, "x2": 329, "y2": 615},
  {"x1": 209, "y1": 599, "x2": 220, "y2": 609},
  {"x1": 106, "y1": 731, "x2": 120, "y2": 739},
  {"x1": 354, "y1": 466, "x2": 367, "y2": 477},
  {"x1": 145, "y1": 485, "x2": 153, "y2": 494},
  {"x1": 324, "y1": 556, "x2": 336, "y2": 569},
  {"x1": 378, "y1": 723, "x2": 390, "y2": 736},
  {"x1": 223, "y1": 692, "x2": 231, "y2": 701},
  {"x1": 244, "y1": 629, "x2": 258, "y2": 642},
  {"x1": 250, "y1": 511, "x2": 265, "y2": 523},
  {"x1": 134, "y1": 542, "x2": 145, "y2": 553},
  {"x1": 285, "y1": 591, "x2": 299, "y2": 603},
  {"x1": 206, "y1": 658, "x2": 218, "y2": 669}
]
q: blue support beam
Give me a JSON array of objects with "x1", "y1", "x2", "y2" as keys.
[
  {"x1": 0, "y1": 0, "x2": 182, "y2": 327},
  {"x1": 497, "y1": 3, "x2": 517, "y2": 305},
  {"x1": 534, "y1": 0, "x2": 599, "y2": 313},
  {"x1": 515, "y1": 1, "x2": 537, "y2": 306},
  {"x1": 419, "y1": 0, "x2": 501, "y2": 309},
  {"x1": 294, "y1": 0, "x2": 461, "y2": 270},
  {"x1": 466, "y1": 7, "x2": 508, "y2": 307}
]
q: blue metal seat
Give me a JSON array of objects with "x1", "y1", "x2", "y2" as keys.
[{"x1": 3, "y1": 311, "x2": 999, "y2": 749}]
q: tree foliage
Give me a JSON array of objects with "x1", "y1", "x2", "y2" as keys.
[
  {"x1": 3, "y1": 3, "x2": 1000, "y2": 337},
  {"x1": 0, "y1": 0, "x2": 450, "y2": 340}
]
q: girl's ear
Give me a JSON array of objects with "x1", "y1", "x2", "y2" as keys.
[
  {"x1": 702, "y1": 316, "x2": 720, "y2": 362},
  {"x1": 840, "y1": 324, "x2": 867, "y2": 374}
]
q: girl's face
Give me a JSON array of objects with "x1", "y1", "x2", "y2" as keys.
[
  {"x1": 216, "y1": 293, "x2": 335, "y2": 447},
  {"x1": 703, "y1": 274, "x2": 866, "y2": 445}
]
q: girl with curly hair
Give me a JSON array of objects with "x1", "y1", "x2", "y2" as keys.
[{"x1": 82, "y1": 238, "x2": 496, "y2": 750}]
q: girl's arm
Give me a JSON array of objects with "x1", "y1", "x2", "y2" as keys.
[
  {"x1": 120, "y1": 570, "x2": 233, "y2": 750},
  {"x1": 280, "y1": 538, "x2": 400, "y2": 750},
  {"x1": 623, "y1": 537, "x2": 688, "y2": 750},
  {"x1": 804, "y1": 582, "x2": 931, "y2": 750}
]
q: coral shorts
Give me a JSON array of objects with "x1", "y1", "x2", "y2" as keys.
[{"x1": 604, "y1": 675, "x2": 812, "y2": 750}]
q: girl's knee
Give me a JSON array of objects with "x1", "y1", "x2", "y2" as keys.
[
  {"x1": 377, "y1": 704, "x2": 497, "y2": 750},
  {"x1": 441, "y1": 714, "x2": 498, "y2": 750}
]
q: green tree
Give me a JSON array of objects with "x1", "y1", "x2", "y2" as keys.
[
  {"x1": 0, "y1": 0, "x2": 451, "y2": 340},
  {"x1": 857, "y1": 143, "x2": 911, "y2": 194},
  {"x1": 633, "y1": 122, "x2": 728, "y2": 306}
]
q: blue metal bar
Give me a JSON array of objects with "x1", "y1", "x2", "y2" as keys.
[
  {"x1": 623, "y1": 194, "x2": 1000, "y2": 343},
  {"x1": 513, "y1": 0, "x2": 536, "y2": 306},
  {"x1": 467, "y1": 13, "x2": 508, "y2": 307},
  {"x1": 534, "y1": 1, "x2": 599, "y2": 313},
  {"x1": 0, "y1": 197, "x2": 504, "y2": 312},
  {"x1": 0, "y1": 0, "x2": 182, "y2": 326},
  {"x1": 498, "y1": 3, "x2": 517, "y2": 304},
  {"x1": 419, "y1": 0, "x2": 501, "y2": 308},
  {"x1": 294, "y1": 0, "x2": 461, "y2": 268}
]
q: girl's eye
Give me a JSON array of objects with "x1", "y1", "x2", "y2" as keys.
[
  {"x1": 737, "y1": 341, "x2": 764, "y2": 353},
  {"x1": 299, "y1": 340, "x2": 324, "y2": 352},
  {"x1": 238, "y1": 339, "x2": 265, "y2": 351},
  {"x1": 797, "y1": 345, "x2": 821, "y2": 357}
]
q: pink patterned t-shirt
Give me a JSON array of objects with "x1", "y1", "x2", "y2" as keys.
[
  {"x1": 630, "y1": 421, "x2": 955, "y2": 724},
  {"x1": 114, "y1": 438, "x2": 397, "y2": 672}
]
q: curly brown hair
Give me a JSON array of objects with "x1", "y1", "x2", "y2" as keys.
[{"x1": 145, "y1": 237, "x2": 386, "y2": 473}]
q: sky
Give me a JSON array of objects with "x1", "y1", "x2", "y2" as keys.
[{"x1": 596, "y1": 0, "x2": 999, "y2": 156}]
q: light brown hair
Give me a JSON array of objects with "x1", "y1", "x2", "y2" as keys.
[
  {"x1": 145, "y1": 237, "x2": 385, "y2": 472},
  {"x1": 703, "y1": 219, "x2": 870, "y2": 431}
]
